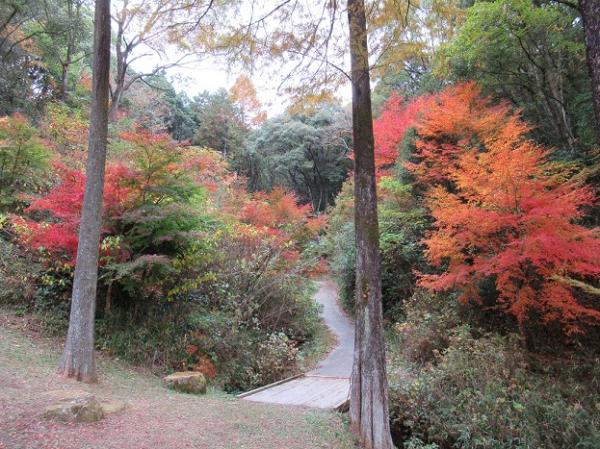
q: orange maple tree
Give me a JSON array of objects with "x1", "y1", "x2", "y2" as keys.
[{"x1": 412, "y1": 83, "x2": 600, "y2": 333}]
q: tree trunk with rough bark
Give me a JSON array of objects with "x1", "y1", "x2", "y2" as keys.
[
  {"x1": 347, "y1": 1, "x2": 393, "y2": 448},
  {"x1": 581, "y1": 0, "x2": 600, "y2": 141},
  {"x1": 57, "y1": 0, "x2": 111, "y2": 383}
]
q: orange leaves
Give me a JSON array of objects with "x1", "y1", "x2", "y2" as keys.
[
  {"x1": 236, "y1": 187, "x2": 325, "y2": 260},
  {"x1": 412, "y1": 82, "x2": 600, "y2": 333},
  {"x1": 229, "y1": 75, "x2": 267, "y2": 127},
  {"x1": 239, "y1": 187, "x2": 313, "y2": 231},
  {"x1": 407, "y1": 82, "x2": 529, "y2": 184}
]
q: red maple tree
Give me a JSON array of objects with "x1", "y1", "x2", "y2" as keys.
[
  {"x1": 14, "y1": 163, "x2": 134, "y2": 264},
  {"x1": 373, "y1": 92, "x2": 427, "y2": 172}
]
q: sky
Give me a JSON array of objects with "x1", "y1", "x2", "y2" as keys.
[
  {"x1": 132, "y1": 53, "x2": 285, "y2": 115},
  {"x1": 126, "y1": 0, "x2": 354, "y2": 119},
  {"x1": 163, "y1": 61, "x2": 294, "y2": 116},
  {"x1": 134, "y1": 53, "x2": 352, "y2": 118}
]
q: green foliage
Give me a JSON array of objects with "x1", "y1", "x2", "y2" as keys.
[
  {"x1": 322, "y1": 180, "x2": 355, "y2": 312},
  {"x1": 389, "y1": 291, "x2": 600, "y2": 449},
  {"x1": 27, "y1": 0, "x2": 93, "y2": 99},
  {"x1": 0, "y1": 227, "x2": 40, "y2": 306},
  {"x1": 94, "y1": 228, "x2": 320, "y2": 392},
  {"x1": 443, "y1": 0, "x2": 596, "y2": 155},
  {"x1": 0, "y1": 114, "x2": 51, "y2": 210},
  {"x1": 325, "y1": 156, "x2": 428, "y2": 320},
  {"x1": 0, "y1": 0, "x2": 53, "y2": 116},
  {"x1": 378, "y1": 175, "x2": 429, "y2": 319},
  {"x1": 191, "y1": 89, "x2": 247, "y2": 156},
  {"x1": 163, "y1": 88, "x2": 198, "y2": 142},
  {"x1": 236, "y1": 104, "x2": 352, "y2": 211}
]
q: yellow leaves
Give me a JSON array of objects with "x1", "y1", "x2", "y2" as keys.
[
  {"x1": 286, "y1": 90, "x2": 337, "y2": 116},
  {"x1": 229, "y1": 75, "x2": 266, "y2": 126}
]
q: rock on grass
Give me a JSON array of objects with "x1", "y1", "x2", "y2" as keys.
[
  {"x1": 43, "y1": 396, "x2": 105, "y2": 423},
  {"x1": 163, "y1": 371, "x2": 207, "y2": 394}
]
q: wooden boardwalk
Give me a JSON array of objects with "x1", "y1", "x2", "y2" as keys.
[
  {"x1": 238, "y1": 280, "x2": 353, "y2": 410},
  {"x1": 238, "y1": 374, "x2": 349, "y2": 410}
]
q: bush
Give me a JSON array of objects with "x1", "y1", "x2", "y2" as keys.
[
  {"x1": 389, "y1": 294, "x2": 600, "y2": 449},
  {"x1": 0, "y1": 223, "x2": 40, "y2": 306},
  {"x1": 0, "y1": 114, "x2": 51, "y2": 210},
  {"x1": 391, "y1": 290, "x2": 457, "y2": 366}
]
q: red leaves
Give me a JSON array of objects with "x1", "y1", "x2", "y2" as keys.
[
  {"x1": 411, "y1": 82, "x2": 600, "y2": 333},
  {"x1": 373, "y1": 92, "x2": 427, "y2": 172},
  {"x1": 15, "y1": 163, "x2": 135, "y2": 265}
]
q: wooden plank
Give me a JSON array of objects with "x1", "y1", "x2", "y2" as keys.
[
  {"x1": 298, "y1": 378, "x2": 349, "y2": 408},
  {"x1": 236, "y1": 373, "x2": 304, "y2": 398},
  {"x1": 241, "y1": 375, "x2": 350, "y2": 410},
  {"x1": 244, "y1": 376, "x2": 321, "y2": 400},
  {"x1": 247, "y1": 377, "x2": 326, "y2": 404}
]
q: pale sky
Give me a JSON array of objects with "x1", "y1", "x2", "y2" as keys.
[
  {"x1": 134, "y1": 53, "x2": 352, "y2": 117},
  {"x1": 125, "y1": 0, "x2": 354, "y2": 118}
]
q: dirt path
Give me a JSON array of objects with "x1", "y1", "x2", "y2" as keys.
[
  {"x1": 240, "y1": 280, "x2": 354, "y2": 409},
  {"x1": 310, "y1": 279, "x2": 354, "y2": 378},
  {"x1": 0, "y1": 312, "x2": 355, "y2": 449}
]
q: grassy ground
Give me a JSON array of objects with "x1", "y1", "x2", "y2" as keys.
[{"x1": 0, "y1": 310, "x2": 356, "y2": 449}]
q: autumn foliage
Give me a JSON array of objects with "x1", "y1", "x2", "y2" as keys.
[
  {"x1": 14, "y1": 129, "x2": 323, "y2": 270},
  {"x1": 14, "y1": 163, "x2": 134, "y2": 264},
  {"x1": 408, "y1": 83, "x2": 600, "y2": 333},
  {"x1": 373, "y1": 92, "x2": 427, "y2": 171}
]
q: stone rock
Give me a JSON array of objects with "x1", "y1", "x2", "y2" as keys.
[
  {"x1": 43, "y1": 395, "x2": 105, "y2": 423},
  {"x1": 100, "y1": 399, "x2": 126, "y2": 415},
  {"x1": 163, "y1": 371, "x2": 207, "y2": 394}
]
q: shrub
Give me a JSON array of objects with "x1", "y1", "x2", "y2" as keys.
[
  {"x1": 389, "y1": 318, "x2": 600, "y2": 449},
  {"x1": 391, "y1": 289, "x2": 458, "y2": 366},
  {"x1": 0, "y1": 114, "x2": 51, "y2": 210},
  {"x1": 0, "y1": 220, "x2": 40, "y2": 306}
]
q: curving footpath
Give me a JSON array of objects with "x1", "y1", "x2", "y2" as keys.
[{"x1": 238, "y1": 279, "x2": 354, "y2": 409}]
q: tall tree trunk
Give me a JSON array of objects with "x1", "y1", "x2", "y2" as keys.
[
  {"x1": 57, "y1": 0, "x2": 111, "y2": 383},
  {"x1": 60, "y1": 59, "x2": 70, "y2": 100},
  {"x1": 108, "y1": 17, "x2": 127, "y2": 122},
  {"x1": 59, "y1": 0, "x2": 74, "y2": 101},
  {"x1": 347, "y1": 1, "x2": 393, "y2": 448},
  {"x1": 581, "y1": 0, "x2": 600, "y2": 141},
  {"x1": 108, "y1": 87, "x2": 123, "y2": 122}
]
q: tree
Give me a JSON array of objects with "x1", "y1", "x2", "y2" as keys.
[
  {"x1": 0, "y1": 0, "x2": 53, "y2": 115},
  {"x1": 347, "y1": 1, "x2": 393, "y2": 448},
  {"x1": 108, "y1": 0, "x2": 218, "y2": 121},
  {"x1": 580, "y1": 0, "x2": 600, "y2": 141},
  {"x1": 0, "y1": 113, "x2": 51, "y2": 209},
  {"x1": 237, "y1": 105, "x2": 351, "y2": 211},
  {"x1": 163, "y1": 88, "x2": 197, "y2": 141},
  {"x1": 410, "y1": 83, "x2": 600, "y2": 338},
  {"x1": 14, "y1": 163, "x2": 132, "y2": 264},
  {"x1": 34, "y1": 0, "x2": 92, "y2": 100},
  {"x1": 191, "y1": 89, "x2": 247, "y2": 156},
  {"x1": 229, "y1": 74, "x2": 266, "y2": 127},
  {"x1": 372, "y1": 92, "x2": 427, "y2": 172},
  {"x1": 444, "y1": 0, "x2": 596, "y2": 154},
  {"x1": 57, "y1": 0, "x2": 111, "y2": 382}
]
